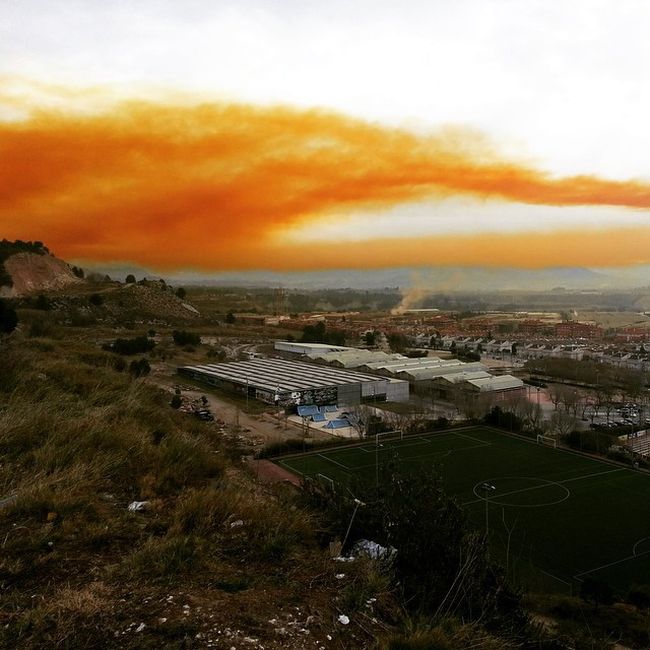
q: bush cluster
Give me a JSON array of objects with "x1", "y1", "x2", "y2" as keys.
[
  {"x1": 172, "y1": 330, "x2": 201, "y2": 346},
  {"x1": 0, "y1": 298, "x2": 18, "y2": 334},
  {"x1": 103, "y1": 335, "x2": 155, "y2": 355}
]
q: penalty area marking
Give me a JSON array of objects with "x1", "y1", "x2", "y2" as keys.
[
  {"x1": 358, "y1": 438, "x2": 430, "y2": 453},
  {"x1": 317, "y1": 453, "x2": 350, "y2": 471},
  {"x1": 352, "y1": 442, "x2": 490, "y2": 471},
  {"x1": 453, "y1": 431, "x2": 493, "y2": 446}
]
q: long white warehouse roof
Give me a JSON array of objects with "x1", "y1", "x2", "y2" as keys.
[
  {"x1": 465, "y1": 375, "x2": 524, "y2": 392},
  {"x1": 181, "y1": 358, "x2": 396, "y2": 393}
]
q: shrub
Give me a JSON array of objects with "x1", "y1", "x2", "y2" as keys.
[
  {"x1": 257, "y1": 437, "x2": 314, "y2": 458},
  {"x1": 28, "y1": 316, "x2": 54, "y2": 338},
  {"x1": 628, "y1": 584, "x2": 650, "y2": 609},
  {"x1": 153, "y1": 434, "x2": 224, "y2": 494},
  {"x1": 340, "y1": 556, "x2": 392, "y2": 613},
  {"x1": 580, "y1": 578, "x2": 615, "y2": 607},
  {"x1": 129, "y1": 358, "x2": 151, "y2": 377},
  {"x1": 306, "y1": 465, "x2": 528, "y2": 631},
  {"x1": 172, "y1": 330, "x2": 201, "y2": 346},
  {"x1": 88, "y1": 293, "x2": 103, "y2": 306},
  {"x1": 122, "y1": 535, "x2": 202, "y2": 578},
  {"x1": 103, "y1": 335, "x2": 155, "y2": 355},
  {"x1": 0, "y1": 298, "x2": 18, "y2": 333},
  {"x1": 171, "y1": 487, "x2": 241, "y2": 536},
  {"x1": 34, "y1": 294, "x2": 51, "y2": 310}
]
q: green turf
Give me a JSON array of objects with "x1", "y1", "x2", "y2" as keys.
[{"x1": 277, "y1": 427, "x2": 650, "y2": 595}]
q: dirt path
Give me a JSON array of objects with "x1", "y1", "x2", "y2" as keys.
[
  {"x1": 250, "y1": 459, "x2": 302, "y2": 486},
  {"x1": 148, "y1": 366, "x2": 332, "y2": 445}
]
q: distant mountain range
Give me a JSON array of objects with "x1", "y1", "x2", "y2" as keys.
[{"x1": 84, "y1": 263, "x2": 650, "y2": 292}]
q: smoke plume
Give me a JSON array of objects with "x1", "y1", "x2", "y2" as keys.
[{"x1": 3, "y1": 89, "x2": 650, "y2": 270}]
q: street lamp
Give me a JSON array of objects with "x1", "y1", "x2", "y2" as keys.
[
  {"x1": 481, "y1": 482, "x2": 496, "y2": 537},
  {"x1": 342, "y1": 497, "x2": 366, "y2": 549}
]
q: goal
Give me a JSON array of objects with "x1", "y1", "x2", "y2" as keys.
[
  {"x1": 374, "y1": 430, "x2": 403, "y2": 446},
  {"x1": 316, "y1": 473, "x2": 336, "y2": 492},
  {"x1": 537, "y1": 434, "x2": 557, "y2": 448}
]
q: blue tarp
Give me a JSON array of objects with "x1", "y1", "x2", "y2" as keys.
[
  {"x1": 311, "y1": 413, "x2": 327, "y2": 422},
  {"x1": 325, "y1": 419, "x2": 351, "y2": 429},
  {"x1": 297, "y1": 405, "x2": 320, "y2": 417}
]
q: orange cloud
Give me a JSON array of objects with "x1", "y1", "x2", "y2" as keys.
[{"x1": 2, "y1": 96, "x2": 650, "y2": 270}]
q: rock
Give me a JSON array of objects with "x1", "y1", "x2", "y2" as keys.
[{"x1": 127, "y1": 501, "x2": 150, "y2": 512}]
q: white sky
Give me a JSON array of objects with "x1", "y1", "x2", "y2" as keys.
[{"x1": 3, "y1": 0, "x2": 650, "y2": 245}]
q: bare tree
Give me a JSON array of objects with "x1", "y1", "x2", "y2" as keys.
[
  {"x1": 596, "y1": 385, "x2": 616, "y2": 424},
  {"x1": 520, "y1": 399, "x2": 544, "y2": 432},
  {"x1": 549, "y1": 410, "x2": 576, "y2": 438},
  {"x1": 579, "y1": 390, "x2": 594, "y2": 421},
  {"x1": 558, "y1": 386, "x2": 580, "y2": 417},
  {"x1": 346, "y1": 404, "x2": 374, "y2": 439},
  {"x1": 548, "y1": 384, "x2": 563, "y2": 411}
]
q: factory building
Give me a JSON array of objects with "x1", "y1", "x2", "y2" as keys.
[
  {"x1": 179, "y1": 358, "x2": 409, "y2": 409},
  {"x1": 272, "y1": 341, "x2": 523, "y2": 400},
  {"x1": 273, "y1": 341, "x2": 352, "y2": 355}
]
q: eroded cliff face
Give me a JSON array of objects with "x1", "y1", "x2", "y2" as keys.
[{"x1": 2, "y1": 252, "x2": 82, "y2": 296}]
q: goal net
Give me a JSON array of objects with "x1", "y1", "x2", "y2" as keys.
[
  {"x1": 373, "y1": 430, "x2": 403, "y2": 446},
  {"x1": 316, "y1": 473, "x2": 336, "y2": 492},
  {"x1": 537, "y1": 434, "x2": 557, "y2": 448}
]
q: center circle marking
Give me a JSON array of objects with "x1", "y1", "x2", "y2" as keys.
[{"x1": 472, "y1": 476, "x2": 570, "y2": 508}]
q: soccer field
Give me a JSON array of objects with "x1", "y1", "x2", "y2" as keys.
[{"x1": 277, "y1": 427, "x2": 650, "y2": 594}]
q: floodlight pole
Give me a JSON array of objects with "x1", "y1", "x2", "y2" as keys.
[
  {"x1": 375, "y1": 433, "x2": 379, "y2": 490},
  {"x1": 482, "y1": 483, "x2": 496, "y2": 538}
]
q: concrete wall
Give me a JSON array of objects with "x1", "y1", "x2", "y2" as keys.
[{"x1": 385, "y1": 380, "x2": 410, "y2": 403}]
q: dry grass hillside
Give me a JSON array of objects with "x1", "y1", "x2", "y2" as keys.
[{"x1": 0, "y1": 335, "x2": 386, "y2": 649}]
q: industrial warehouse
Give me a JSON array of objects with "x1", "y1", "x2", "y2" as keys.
[
  {"x1": 274, "y1": 341, "x2": 525, "y2": 400},
  {"x1": 179, "y1": 357, "x2": 409, "y2": 408}
]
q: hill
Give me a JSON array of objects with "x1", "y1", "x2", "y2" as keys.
[{"x1": 0, "y1": 239, "x2": 82, "y2": 297}]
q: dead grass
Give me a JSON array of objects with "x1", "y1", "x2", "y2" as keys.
[{"x1": 0, "y1": 334, "x2": 357, "y2": 648}]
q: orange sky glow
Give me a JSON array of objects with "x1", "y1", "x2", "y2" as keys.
[{"x1": 3, "y1": 98, "x2": 650, "y2": 271}]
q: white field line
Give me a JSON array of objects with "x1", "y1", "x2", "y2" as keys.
[
  {"x1": 318, "y1": 453, "x2": 350, "y2": 471},
  {"x1": 633, "y1": 537, "x2": 650, "y2": 556},
  {"x1": 464, "y1": 468, "x2": 625, "y2": 506},
  {"x1": 560, "y1": 468, "x2": 626, "y2": 483},
  {"x1": 453, "y1": 431, "x2": 492, "y2": 446},
  {"x1": 358, "y1": 438, "x2": 431, "y2": 454},
  {"x1": 358, "y1": 431, "x2": 490, "y2": 455},
  {"x1": 539, "y1": 569, "x2": 573, "y2": 589},
  {"x1": 278, "y1": 460, "x2": 305, "y2": 477},
  {"x1": 574, "y1": 548, "x2": 650, "y2": 580},
  {"x1": 351, "y1": 443, "x2": 489, "y2": 471}
]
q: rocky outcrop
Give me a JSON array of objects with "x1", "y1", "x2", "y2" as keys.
[
  {"x1": 103, "y1": 283, "x2": 201, "y2": 320},
  {"x1": 1, "y1": 252, "x2": 82, "y2": 296}
]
